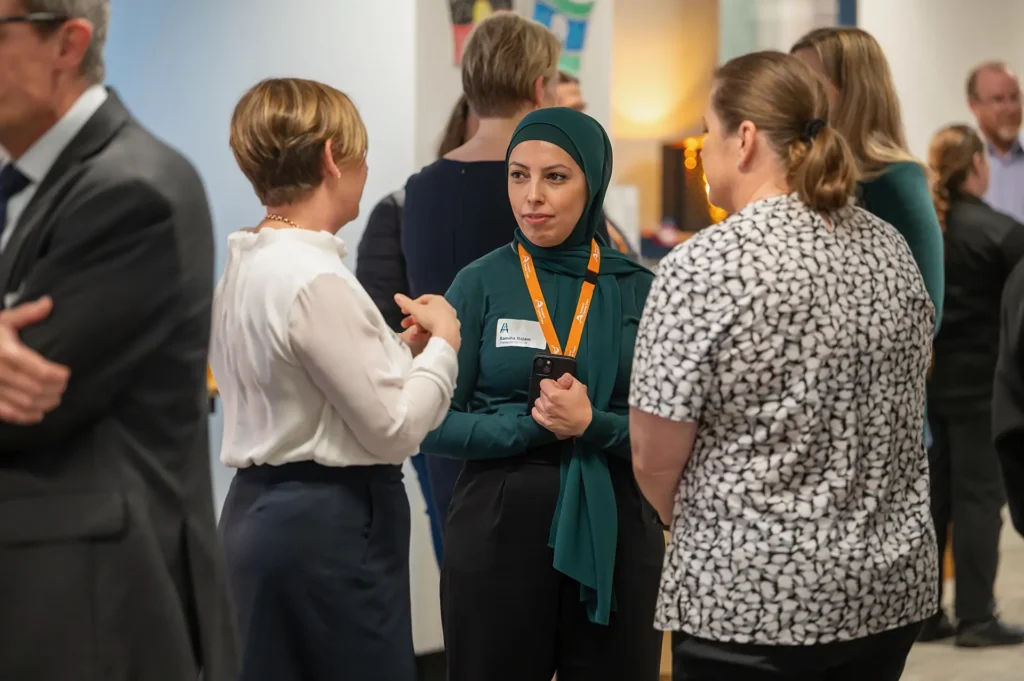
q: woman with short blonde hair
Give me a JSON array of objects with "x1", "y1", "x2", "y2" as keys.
[
  {"x1": 459, "y1": 11, "x2": 561, "y2": 119},
  {"x1": 212, "y1": 78, "x2": 461, "y2": 681},
  {"x1": 924, "y1": 123, "x2": 1024, "y2": 646}
]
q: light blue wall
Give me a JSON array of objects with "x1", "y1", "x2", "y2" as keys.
[
  {"x1": 718, "y1": 0, "x2": 760, "y2": 63},
  {"x1": 105, "y1": 0, "x2": 418, "y2": 511}
]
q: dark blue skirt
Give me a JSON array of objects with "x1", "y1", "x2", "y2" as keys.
[{"x1": 219, "y1": 461, "x2": 415, "y2": 681}]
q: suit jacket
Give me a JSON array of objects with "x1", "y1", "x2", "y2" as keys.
[
  {"x1": 995, "y1": 257, "x2": 1024, "y2": 537},
  {"x1": 0, "y1": 91, "x2": 238, "y2": 680}
]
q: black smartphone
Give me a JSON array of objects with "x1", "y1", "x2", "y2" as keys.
[{"x1": 526, "y1": 353, "x2": 578, "y2": 415}]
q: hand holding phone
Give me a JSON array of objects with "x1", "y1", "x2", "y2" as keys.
[
  {"x1": 526, "y1": 354, "x2": 576, "y2": 415},
  {"x1": 528, "y1": 354, "x2": 593, "y2": 439}
]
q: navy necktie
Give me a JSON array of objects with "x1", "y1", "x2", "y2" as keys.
[{"x1": 0, "y1": 163, "x2": 30, "y2": 240}]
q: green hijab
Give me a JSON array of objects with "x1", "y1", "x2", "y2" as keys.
[{"x1": 507, "y1": 108, "x2": 650, "y2": 626}]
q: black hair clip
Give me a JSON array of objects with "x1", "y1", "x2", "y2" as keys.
[{"x1": 801, "y1": 118, "x2": 827, "y2": 143}]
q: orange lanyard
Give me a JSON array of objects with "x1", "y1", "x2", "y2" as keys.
[{"x1": 516, "y1": 239, "x2": 601, "y2": 358}]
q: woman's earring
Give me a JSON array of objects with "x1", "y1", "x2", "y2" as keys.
[{"x1": 335, "y1": 171, "x2": 342, "y2": 179}]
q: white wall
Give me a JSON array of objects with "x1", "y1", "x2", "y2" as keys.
[
  {"x1": 720, "y1": 0, "x2": 837, "y2": 62},
  {"x1": 414, "y1": 0, "x2": 464, "y2": 169},
  {"x1": 860, "y1": 0, "x2": 1024, "y2": 160}
]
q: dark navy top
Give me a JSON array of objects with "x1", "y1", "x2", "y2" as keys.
[{"x1": 401, "y1": 159, "x2": 515, "y2": 298}]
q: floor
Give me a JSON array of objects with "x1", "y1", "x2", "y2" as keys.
[{"x1": 903, "y1": 517, "x2": 1024, "y2": 681}]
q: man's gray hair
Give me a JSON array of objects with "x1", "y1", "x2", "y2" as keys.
[
  {"x1": 966, "y1": 61, "x2": 1015, "y2": 101},
  {"x1": 23, "y1": 0, "x2": 109, "y2": 84}
]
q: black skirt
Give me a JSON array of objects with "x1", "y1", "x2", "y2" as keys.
[{"x1": 220, "y1": 461, "x2": 415, "y2": 681}]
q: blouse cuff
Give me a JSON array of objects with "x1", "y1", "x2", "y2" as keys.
[{"x1": 410, "y1": 336, "x2": 459, "y2": 397}]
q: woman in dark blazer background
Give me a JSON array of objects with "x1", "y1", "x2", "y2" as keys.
[{"x1": 926, "y1": 123, "x2": 1024, "y2": 647}]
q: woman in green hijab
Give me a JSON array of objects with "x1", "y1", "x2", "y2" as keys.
[{"x1": 418, "y1": 108, "x2": 665, "y2": 681}]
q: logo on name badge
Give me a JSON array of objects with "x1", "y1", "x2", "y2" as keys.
[{"x1": 495, "y1": 318, "x2": 548, "y2": 350}]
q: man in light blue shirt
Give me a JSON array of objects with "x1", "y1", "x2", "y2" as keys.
[{"x1": 969, "y1": 61, "x2": 1024, "y2": 223}]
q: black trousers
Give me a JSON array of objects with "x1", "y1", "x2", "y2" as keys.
[
  {"x1": 441, "y1": 453, "x2": 665, "y2": 681},
  {"x1": 928, "y1": 408, "x2": 1005, "y2": 623},
  {"x1": 220, "y1": 462, "x2": 415, "y2": 681},
  {"x1": 672, "y1": 622, "x2": 922, "y2": 680}
]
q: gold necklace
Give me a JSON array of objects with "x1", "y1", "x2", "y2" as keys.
[{"x1": 264, "y1": 213, "x2": 300, "y2": 229}]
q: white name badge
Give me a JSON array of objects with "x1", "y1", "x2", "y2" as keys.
[{"x1": 495, "y1": 318, "x2": 547, "y2": 349}]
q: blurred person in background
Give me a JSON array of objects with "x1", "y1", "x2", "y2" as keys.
[
  {"x1": 995, "y1": 258, "x2": 1024, "y2": 540},
  {"x1": 967, "y1": 61, "x2": 1024, "y2": 223},
  {"x1": 213, "y1": 78, "x2": 461, "y2": 681},
  {"x1": 556, "y1": 71, "x2": 586, "y2": 112},
  {"x1": 401, "y1": 11, "x2": 561, "y2": 549},
  {"x1": 631, "y1": 51, "x2": 937, "y2": 681},
  {"x1": 792, "y1": 27, "x2": 944, "y2": 329},
  {"x1": 556, "y1": 70, "x2": 637, "y2": 260},
  {"x1": 0, "y1": 1, "x2": 236, "y2": 678},
  {"x1": 421, "y1": 107, "x2": 664, "y2": 681},
  {"x1": 926, "y1": 123, "x2": 1024, "y2": 646},
  {"x1": 356, "y1": 93, "x2": 478, "y2": 565}
]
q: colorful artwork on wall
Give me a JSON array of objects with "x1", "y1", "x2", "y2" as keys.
[
  {"x1": 532, "y1": 0, "x2": 596, "y2": 77},
  {"x1": 449, "y1": 0, "x2": 514, "y2": 65}
]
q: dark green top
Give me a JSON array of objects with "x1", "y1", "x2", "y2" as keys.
[
  {"x1": 420, "y1": 242, "x2": 653, "y2": 618},
  {"x1": 420, "y1": 107, "x2": 653, "y2": 626},
  {"x1": 859, "y1": 161, "x2": 945, "y2": 324},
  {"x1": 421, "y1": 245, "x2": 652, "y2": 461}
]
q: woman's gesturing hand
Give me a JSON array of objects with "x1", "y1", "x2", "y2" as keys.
[
  {"x1": 398, "y1": 322, "x2": 431, "y2": 357},
  {"x1": 532, "y1": 373, "x2": 593, "y2": 439},
  {"x1": 394, "y1": 294, "x2": 461, "y2": 353}
]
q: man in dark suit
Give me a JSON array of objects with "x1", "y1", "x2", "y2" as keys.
[{"x1": 0, "y1": 2, "x2": 237, "y2": 679}]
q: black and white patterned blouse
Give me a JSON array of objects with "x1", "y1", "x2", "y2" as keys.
[{"x1": 629, "y1": 193, "x2": 938, "y2": 645}]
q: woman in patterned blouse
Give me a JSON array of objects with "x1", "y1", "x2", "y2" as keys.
[{"x1": 629, "y1": 51, "x2": 938, "y2": 680}]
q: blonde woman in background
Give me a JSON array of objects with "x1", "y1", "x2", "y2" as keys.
[
  {"x1": 925, "y1": 124, "x2": 1024, "y2": 647},
  {"x1": 631, "y1": 51, "x2": 937, "y2": 680},
  {"x1": 792, "y1": 27, "x2": 944, "y2": 326},
  {"x1": 210, "y1": 78, "x2": 461, "y2": 681}
]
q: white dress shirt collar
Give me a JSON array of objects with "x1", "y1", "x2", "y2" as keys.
[
  {"x1": 14, "y1": 84, "x2": 109, "y2": 185},
  {"x1": 0, "y1": 85, "x2": 109, "y2": 252}
]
